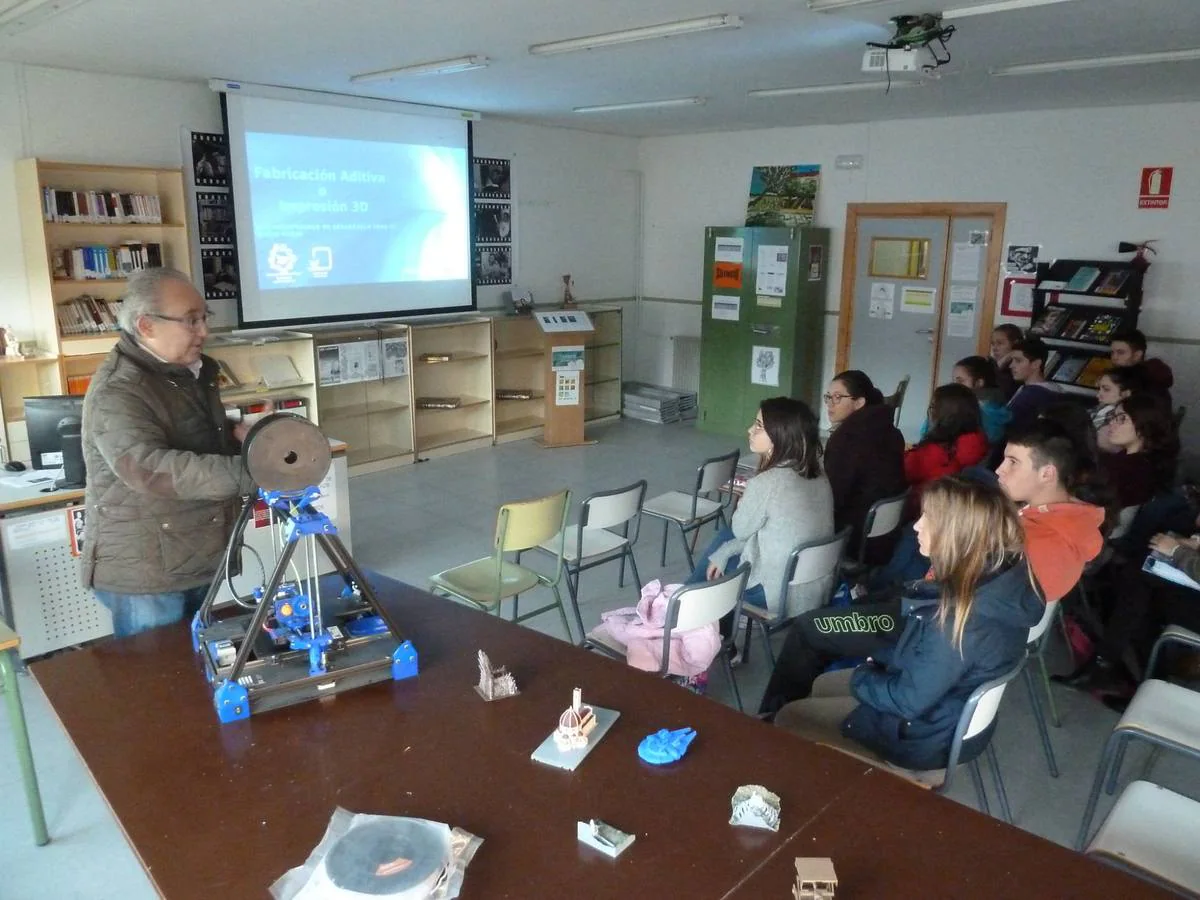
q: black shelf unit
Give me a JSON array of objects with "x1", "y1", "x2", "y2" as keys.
[{"x1": 1028, "y1": 258, "x2": 1143, "y2": 398}]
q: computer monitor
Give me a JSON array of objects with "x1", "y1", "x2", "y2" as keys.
[{"x1": 24, "y1": 395, "x2": 84, "y2": 470}]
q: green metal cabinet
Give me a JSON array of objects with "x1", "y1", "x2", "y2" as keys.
[{"x1": 698, "y1": 226, "x2": 830, "y2": 436}]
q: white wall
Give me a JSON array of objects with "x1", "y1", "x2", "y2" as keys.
[
  {"x1": 637, "y1": 103, "x2": 1200, "y2": 445},
  {"x1": 0, "y1": 65, "x2": 640, "y2": 342}
]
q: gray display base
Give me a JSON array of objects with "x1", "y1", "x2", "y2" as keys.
[{"x1": 530, "y1": 706, "x2": 620, "y2": 771}]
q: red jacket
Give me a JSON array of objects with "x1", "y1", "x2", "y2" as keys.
[{"x1": 904, "y1": 430, "x2": 990, "y2": 490}]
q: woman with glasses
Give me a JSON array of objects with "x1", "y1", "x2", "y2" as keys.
[
  {"x1": 822, "y1": 371, "x2": 906, "y2": 566},
  {"x1": 1090, "y1": 365, "x2": 1144, "y2": 430},
  {"x1": 773, "y1": 476, "x2": 1042, "y2": 770},
  {"x1": 687, "y1": 397, "x2": 833, "y2": 654},
  {"x1": 1098, "y1": 392, "x2": 1180, "y2": 510}
]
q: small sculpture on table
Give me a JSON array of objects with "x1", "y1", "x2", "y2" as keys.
[
  {"x1": 576, "y1": 819, "x2": 635, "y2": 858},
  {"x1": 561, "y1": 274, "x2": 575, "y2": 308},
  {"x1": 637, "y1": 727, "x2": 697, "y2": 765},
  {"x1": 793, "y1": 858, "x2": 837, "y2": 900},
  {"x1": 512, "y1": 289, "x2": 534, "y2": 315},
  {"x1": 475, "y1": 649, "x2": 518, "y2": 701},
  {"x1": 553, "y1": 687, "x2": 596, "y2": 751},
  {"x1": 729, "y1": 784, "x2": 781, "y2": 832}
]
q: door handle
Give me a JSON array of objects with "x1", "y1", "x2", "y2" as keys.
[{"x1": 914, "y1": 328, "x2": 934, "y2": 335}]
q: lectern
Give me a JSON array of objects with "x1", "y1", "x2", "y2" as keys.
[{"x1": 533, "y1": 310, "x2": 595, "y2": 448}]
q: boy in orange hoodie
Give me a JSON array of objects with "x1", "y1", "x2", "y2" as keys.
[{"x1": 759, "y1": 420, "x2": 1104, "y2": 717}]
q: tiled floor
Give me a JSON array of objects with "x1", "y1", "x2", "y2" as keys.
[{"x1": 1, "y1": 418, "x2": 1196, "y2": 897}]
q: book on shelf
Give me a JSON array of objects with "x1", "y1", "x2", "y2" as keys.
[
  {"x1": 66, "y1": 374, "x2": 93, "y2": 395},
  {"x1": 41, "y1": 188, "x2": 162, "y2": 225},
  {"x1": 1043, "y1": 350, "x2": 1062, "y2": 378},
  {"x1": 1029, "y1": 305, "x2": 1070, "y2": 337},
  {"x1": 1074, "y1": 356, "x2": 1111, "y2": 389},
  {"x1": 55, "y1": 295, "x2": 123, "y2": 335},
  {"x1": 1060, "y1": 316, "x2": 1093, "y2": 341},
  {"x1": 56, "y1": 242, "x2": 163, "y2": 280},
  {"x1": 1081, "y1": 314, "x2": 1122, "y2": 343},
  {"x1": 1050, "y1": 355, "x2": 1088, "y2": 384},
  {"x1": 1065, "y1": 266, "x2": 1101, "y2": 293},
  {"x1": 1093, "y1": 270, "x2": 1131, "y2": 297},
  {"x1": 254, "y1": 354, "x2": 304, "y2": 389},
  {"x1": 216, "y1": 359, "x2": 242, "y2": 390}
]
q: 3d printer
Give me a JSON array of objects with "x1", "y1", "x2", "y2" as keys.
[{"x1": 191, "y1": 414, "x2": 417, "y2": 723}]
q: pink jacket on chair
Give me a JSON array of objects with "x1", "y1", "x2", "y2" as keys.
[{"x1": 596, "y1": 579, "x2": 721, "y2": 678}]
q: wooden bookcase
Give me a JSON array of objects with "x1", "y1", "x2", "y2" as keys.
[
  {"x1": 205, "y1": 331, "x2": 318, "y2": 420},
  {"x1": 1028, "y1": 259, "x2": 1143, "y2": 398},
  {"x1": 312, "y1": 325, "x2": 414, "y2": 473},
  {"x1": 2, "y1": 159, "x2": 190, "y2": 463},
  {"x1": 583, "y1": 307, "x2": 623, "y2": 422},
  {"x1": 410, "y1": 318, "x2": 494, "y2": 458}
]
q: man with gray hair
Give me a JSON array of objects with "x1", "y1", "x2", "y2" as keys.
[{"x1": 82, "y1": 267, "x2": 255, "y2": 637}]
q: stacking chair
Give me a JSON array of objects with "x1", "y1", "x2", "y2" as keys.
[
  {"x1": 1085, "y1": 781, "x2": 1200, "y2": 896},
  {"x1": 527, "y1": 480, "x2": 647, "y2": 641},
  {"x1": 1075, "y1": 674, "x2": 1200, "y2": 849},
  {"x1": 739, "y1": 528, "x2": 851, "y2": 667},
  {"x1": 1020, "y1": 600, "x2": 1062, "y2": 778},
  {"x1": 884, "y1": 375, "x2": 910, "y2": 426},
  {"x1": 642, "y1": 449, "x2": 739, "y2": 569},
  {"x1": 0, "y1": 621, "x2": 49, "y2": 845},
  {"x1": 583, "y1": 563, "x2": 750, "y2": 711},
  {"x1": 848, "y1": 489, "x2": 909, "y2": 569},
  {"x1": 430, "y1": 489, "x2": 577, "y2": 641}
]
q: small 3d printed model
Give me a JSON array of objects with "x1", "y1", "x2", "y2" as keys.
[
  {"x1": 576, "y1": 819, "x2": 635, "y2": 858},
  {"x1": 475, "y1": 649, "x2": 519, "y2": 701},
  {"x1": 729, "y1": 784, "x2": 781, "y2": 832},
  {"x1": 637, "y1": 727, "x2": 697, "y2": 765},
  {"x1": 793, "y1": 858, "x2": 837, "y2": 900},
  {"x1": 553, "y1": 687, "x2": 597, "y2": 751}
]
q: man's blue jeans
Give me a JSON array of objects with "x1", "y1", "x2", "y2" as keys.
[
  {"x1": 94, "y1": 585, "x2": 211, "y2": 638},
  {"x1": 689, "y1": 526, "x2": 766, "y2": 638}
]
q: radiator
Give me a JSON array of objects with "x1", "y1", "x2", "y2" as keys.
[{"x1": 671, "y1": 336, "x2": 702, "y2": 394}]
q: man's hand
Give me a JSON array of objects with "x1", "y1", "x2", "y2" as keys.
[
  {"x1": 706, "y1": 562, "x2": 722, "y2": 581},
  {"x1": 1150, "y1": 533, "x2": 1197, "y2": 558},
  {"x1": 232, "y1": 421, "x2": 251, "y2": 444}
]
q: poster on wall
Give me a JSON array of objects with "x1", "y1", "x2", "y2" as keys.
[
  {"x1": 67, "y1": 505, "x2": 85, "y2": 557},
  {"x1": 746, "y1": 165, "x2": 819, "y2": 227},
  {"x1": 196, "y1": 192, "x2": 235, "y2": 245},
  {"x1": 1001, "y1": 277, "x2": 1036, "y2": 318},
  {"x1": 473, "y1": 246, "x2": 511, "y2": 285},
  {"x1": 750, "y1": 346, "x2": 781, "y2": 387},
  {"x1": 190, "y1": 132, "x2": 230, "y2": 187},
  {"x1": 1004, "y1": 244, "x2": 1040, "y2": 275},
  {"x1": 474, "y1": 203, "x2": 512, "y2": 243},
  {"x1": 201, "y1": 248, "x2": 240, "y2": 300},
  {"x1": 473, "y1": 158, "x2": 511, "y2": 199}
]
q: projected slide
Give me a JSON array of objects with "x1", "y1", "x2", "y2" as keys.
[{"x1": 245, "y1": 132, "x2": 468, "y2": 290}]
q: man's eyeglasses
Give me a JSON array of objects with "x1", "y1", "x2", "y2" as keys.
[{"x1": 149, "y1": 311, "x2": 211, "y2": 331}]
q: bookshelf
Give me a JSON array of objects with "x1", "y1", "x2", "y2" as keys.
[
  {"x1": 2, "y1": 159, "x2": 190, "y2": 463},
  {"x1": 410, "y1": 318, "x2": 494, "y2": 458},
  {"x1": 312, "y1": 325, "x2": 414, "y2": 473},
  {"x1": 583, "y1": 308, "x2": 623, "y2": 423},
  {"x1": 1027, "y1": 258, "x2": 1143, "y2": 397}
]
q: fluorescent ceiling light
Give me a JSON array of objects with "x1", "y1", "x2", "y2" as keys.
[
  {"x1": 0, "y1": 0, "x2": 91, "y2": 36},
  {"x1": 350, "y1": 55, "x2": 488, "y2": 83},
  {"x1": 749, "y1": 81, "x2": 919, "y2": 98},
  {"x1": 574, "y1": 97, "x2": 706, "y2": 114},
  {"x1": 991, "y1": 47, "x2": 1200, "y2": 77},
  {"x1": 530, "y1": 15, "x2": 742, "y2": 56},
  {"x1": 807, "y1": 0, "x2": 894, "y2": 12},
  {"x1": 942, "y1": 0, "x2": 1078, "y2": 20}
]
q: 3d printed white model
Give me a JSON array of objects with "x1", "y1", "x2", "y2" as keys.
[
  {"x1": 576, "y1": 819, "x2": 635, "y2": 858},
  {"x1": 729, "y1": 784, "x2": 781, "y2": 832},
  {"x1": 553, "y1": 687, "x2": 597, "y2": 751},
  {"x1": 793, "y1": 857, "x2": 837, "y2": 900},
  {"x1": 474, "y1": 649, "x2": 519, "y2": 701}
]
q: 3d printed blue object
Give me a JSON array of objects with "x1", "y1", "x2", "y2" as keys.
[{"x1": 638, "y1": 727, "x2": 697, "y2": 764}]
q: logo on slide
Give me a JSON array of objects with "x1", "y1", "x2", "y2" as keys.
[
  {"x1": 266, "y1": 243, "x2": 299, "y2": 285},
  {"x1": 308, "y1": 246, "x2": 334, "y2": 279}
]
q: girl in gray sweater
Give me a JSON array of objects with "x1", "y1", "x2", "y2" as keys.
[{"x1": 689, "y1": 397, "x2": 835, "y2": 635}]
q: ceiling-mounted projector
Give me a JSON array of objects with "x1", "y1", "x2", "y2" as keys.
[{"x1": 862, "y1": 47, "x2": 923, "y2": 73}]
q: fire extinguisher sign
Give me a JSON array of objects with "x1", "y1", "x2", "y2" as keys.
[{"x1": 1139, "y1": 166, "x2": 1173, "y2": 209}]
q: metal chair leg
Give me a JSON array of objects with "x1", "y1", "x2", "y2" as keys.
[
  {"x1": 678, "y1": 523, "x2": 697, "y2": 571},
  {"x1": 1077, "y1": 732, "x2": 1122, "y2": 849},
  {"x1": 659, "y1": 520, "x2": 669, "y2": 567},
  {"x1": 1022, "y1": 664, "x2": 1059, "y2": 778},
  {"x1": 1035, "y1": 641, "x2": 1062, "y2": 728},
  {"x1": 618, "y1": 548, "x2": 627, "y2": 588},
  {"x1": 1, "y1": 653, "x2": 48, "y2": 846},
  {"x1": 1107, "y1": 735, "x2": 1130, "y2": 795},
  {"x1": 967, "y1": 759, "x2": 991, "y2": 817},
  {"x1": 551, "y1": 583, "x2": 576, "y2": 645},
  {"x1": 1056, "y1": 603, "x2": 1076, "y2": 668},
  {"x1": 761, "y1": 620, "x2": 777, "y2": 669},
  {"x1": 985, "y1": 742, "x2": 1013, "y2": 825},
  {"x1": 722, "y1": 654, "x2": 744, "y2": 713},
  {"x1": 625, "y1": 546, "x2": 642, "y2": 598},
  {"x1": 1142, "y1": 745, "x2": 1163, "y2": 783},
  {"x1": 740, "y1": 616, "x2": 754, "y2": 665}
]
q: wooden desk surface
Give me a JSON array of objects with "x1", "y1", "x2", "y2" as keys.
[{"x1": 32, "y1": 574, "x2": 1155, "y2": 899}]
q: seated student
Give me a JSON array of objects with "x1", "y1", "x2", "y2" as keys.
[
  {"x1": 1091, "y1": 366, "x2": 1144, "y2": 430},
  {"x1": 1005, "y1": 337, "x2": 1063, "y2": 432},
  {"x1": 905, "y1": 384, "x2": 989, "y2": 513},
  {"x1": 759, "y1": 420, "x2": 1105, "y2": 717},
  {"x1": 822, "y1": 371, "x2": 906, "y2": 565},
  {"x1": 990, "y1": 323, "x2": 1024, "y2": 401},
  {"x1": 1057, "y1": 527, "x2": 1200, "y2": 708},
  {"x1": 951, "y1": 355, "x2": 1012, "y2": 444},
  {"x1": 1111, "y1": 328, "x2": 1174, "y2": 397},
  {"x1": 688, "y1": 397, "x2": 833, "y2": 638},
  {"x1": 1097, "y1": 393, "x2": 1180, "y2": 511},
  {"x1": 772, "y1": 477, "x2": 1043, "y2": 771}
]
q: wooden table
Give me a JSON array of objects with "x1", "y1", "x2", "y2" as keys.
[{"x1": 32, "y1": 573, "x2": 1163, "y2": 899}]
